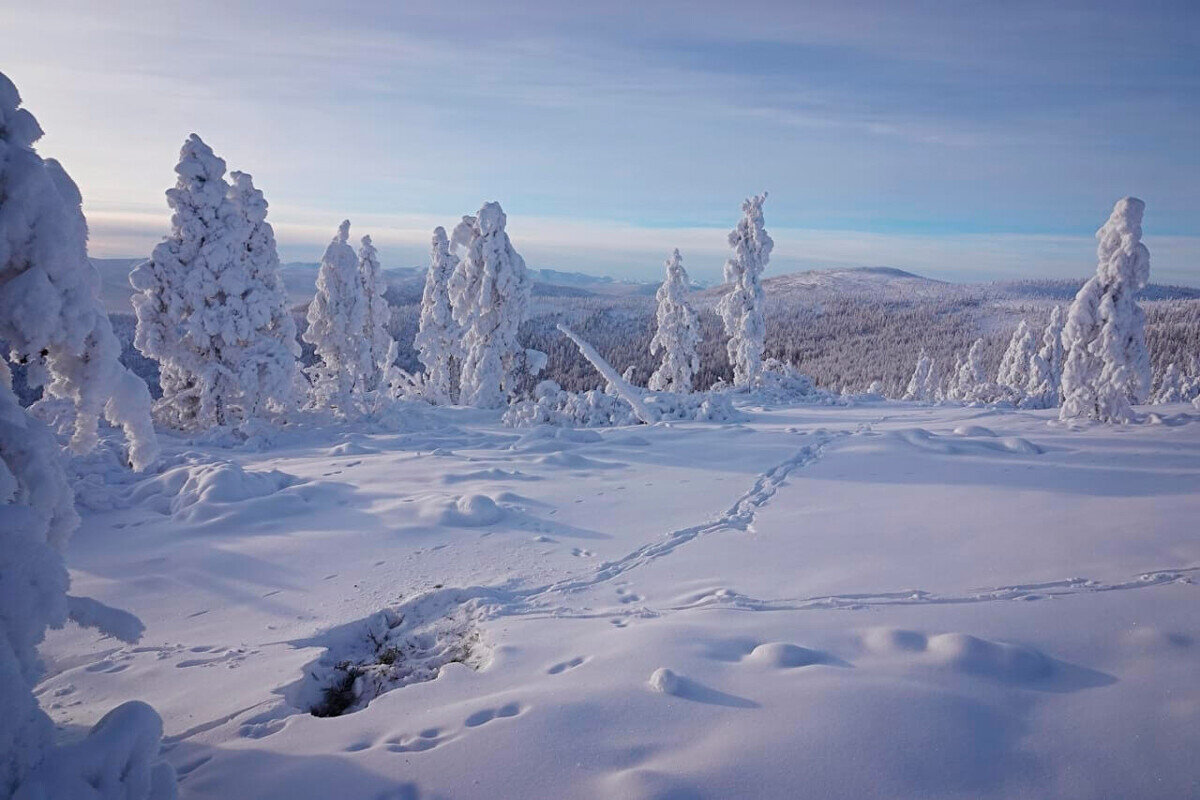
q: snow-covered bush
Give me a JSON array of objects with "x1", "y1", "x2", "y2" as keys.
[
  {"x1": 0, "y1": 72, "x2": 157, "y2": 470},
  {"x1": 904, "y1": 351, "x2": 938, "y2": 402},
  {"x1": 132, "y1": 135, "x2": 297, "y2": 430},
  {"x1": 648, "y1": 249, "x2": 700, "y2": 394},
  {"x1": 358, "y1": 235, "x2": 393, "y2": 393},
  {"x1": 996, "y1": 319, "x2": 1036, "y2": 395},
  {"x1": 303, "y1": 221, "x2": 370, "y2": 417},
  {"x1": 448, "y1": 203, "x2": 532, "y2": 407},
  {"x1": 1060, "y1": 197, "x2": 1152, "y2": 423},
  {"x1": 1025, "y1": 305, "x2": 1066, "y2": 408},
  {"x1": 413, "y1": 227, "x2": 459, "y2": 404},
  {"x1": 717, "y1": 193, "x2": 773, "y2": 387},
  {"x1": 502, "y1": 380, "x2": 641, "y2": 427}
]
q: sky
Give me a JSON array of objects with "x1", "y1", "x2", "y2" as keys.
[{"x1": 3, "y1": 0, "x2": 1199, "y2": 285}]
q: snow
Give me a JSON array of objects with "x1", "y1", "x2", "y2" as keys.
[
  {"x1": 647, "y1": 249, "x2": 700, "y2": 394},
  {"x1": 303, "y1": 221, "x2": 370, "y2": 418},
  {"x1": 717, "y1": 193, "x2": 773, "y2": 387},
  {"x1": 413, "y1": 227, "x2": 459, "y2": 405},
  {"x1": 30, "y1": 396, "x2": 1200, "y2": 799}
]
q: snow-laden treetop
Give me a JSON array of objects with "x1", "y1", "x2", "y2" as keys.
[{"x1": 1095, "y1": 197, "x2": 1149, "y2": 292}]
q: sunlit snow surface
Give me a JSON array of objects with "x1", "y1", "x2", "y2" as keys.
[{"x1": 39, "y1": 401, "x2": 1200, "y2": 799}]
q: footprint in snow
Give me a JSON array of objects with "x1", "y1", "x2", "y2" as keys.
[
  {"x1": 547, "y1": 656, "x2": 586, "y2": 675},
  {"x1": 464, "y1": 702, "x2": 523, "y2": 728}
]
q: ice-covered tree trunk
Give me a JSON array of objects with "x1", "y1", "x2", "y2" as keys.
[
  {"x1": 996, "y1": 319, "x2": 1036, "y2": 395},
  {"x1": 132, "y1": 134, "x2": 282, "y2": 430},
  {"x1": 414, "y1": 227, "x2": 459, "y2": 404},
  {"x1": 0, "y1": 73, "x2": 158, "y2": 470},
  {"x1": 717, "y1": 193, "x2": 773, "y2": 387},
  {"x1": 358, "y1": 235, "x2": 394, "y2": 393},
  {"x1": 225, "y1": 171, "x2": 300, "y2": 419},
  {"x1": 448, "y1": 202, "x2": 531, "y2": 408},
  {"x1": 648, "y1": 249, "x2": 700, "y2": 394},
  {"x1": 1060, "y1": 197, "x2": 1152, "y2": 423},
  {"x1": 904, "y1": 351, "x2": 937, "y2": 401},
  {"x1": 303, "y1": 221, "x2": 370, "y2": 416}
]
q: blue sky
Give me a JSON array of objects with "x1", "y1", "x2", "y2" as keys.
[{"x1": 4, "y1": 0, "x2": 1198, "y2": 284}]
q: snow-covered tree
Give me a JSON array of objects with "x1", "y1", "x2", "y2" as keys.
[
  {"x1": 414, "y1": 227, "x2": 459, "y2": 404},
  {"x1": 996, "y1": 319, "x2": 1037, "y2": 395},
  {"x1": 1060, "y1": 197, "x2": 1152, "y2": 423},
  {"x1": 1, "y1": 71, "x2": 171, "y2": 800},
  {"x1": 303, "y1": 221, "x2": 370, "y2": 416},
  {"x1": 358, "y1": 235, "x2": 393, "y2": 392},
  {"x1": 1153, "y1": 363, "x2": 1184, "y2": 404},
  {"x1": 947, "y1": 339, "x2": 990, "y2": 402},
  {"x1": 1025, "y1": 305, "x2": 1066, "y2": 407},
  {"x1": 0, "y1": 74, "x2": 158, "y2": 471},
  {"x1": 448, "y1": 202, "x2": 532, "y2": 408},
  {"x1": 904, "y1": 350, "x2": 938, "y2": 401},
  {"x1": 225, "y1": 170, "x2": 300, "y2": 418},
  {"x1": 648, "y1": 249, "x2": 700, "y2": 393},
  {"x1": 718, "y1": 193, "x2": 773, "y2": 387},
  {"x1": 133, "y1": 135, "x2": 298, "y2": 430}
]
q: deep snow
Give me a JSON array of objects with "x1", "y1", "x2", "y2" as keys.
[{"x1": 37, "y1": 400, "x2": 1200, "y2": 799}]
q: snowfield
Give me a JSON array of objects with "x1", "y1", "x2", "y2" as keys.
[{"x1": 37, "y1": 400, "x2": 1200, "y2": 799}]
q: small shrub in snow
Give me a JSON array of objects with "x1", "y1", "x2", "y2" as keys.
[
  {"x1": 304, "y1": 221, "x2": 371, "y2": 417},
  {"x1": 448, "y1": 203, "x2": 532, "y2": 408},
  {"x1": 648, "y1": 249, "x2": 700, "y2": 394},
  {"x1": 1060, "y1": 198, "x2": 1152, "y2": 423},
  {"x1": 0, "y1": 72, "x2": 157, "y2": 469},
  {"x1": 717, "y1": 193, "x2": 773, "y2": 387}
]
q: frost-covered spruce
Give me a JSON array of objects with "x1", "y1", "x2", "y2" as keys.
[
  {"x1": 996, "y1": 319, "x2": 1036, "y2": 395},
  {"x1": 414, "y1": 227, "x2": 459, "y2": 404},
  {"x1": 133, "y1": 135, "x2": 295, "y2": 430},
  {"x1": 717, "y1": 193, "x2": 773, "y2": 387},
  {"x1": 1153, "y1": 363, "x2": 1184, "y2": 404},
  {"x1": 358, "y1": 235, "x2": 394, "y2": 392},
  {"x1": 648, "y1": 249, "x2": 700, "y2": 393},
  {"x1": 304, "y1": 221, "x2": 370, "y2": 416},
  {"x1": 225, "y1": 171, "x2": 300, "y2": 418},
  {"x1": 1060, "y1": 197, "x2": 1152, "y2": 423},
  {"x1": 1025, "y1": 305, "x2": 1066, "y2": 407},
  {"x1": 448, "y1": 203, "x2": 531, "y2": 408},
  {"x1": 904, "y1": 351, "x2": 937, "y2": 401},
  {"x1": 950, "y1": 339, "x2": 989, "y2": 402},
  {"x1": 0, "y1": 72, "x2": 158, "y2": 470}
]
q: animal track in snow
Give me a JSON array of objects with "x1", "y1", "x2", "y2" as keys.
[
  {"x1": 547, "y1": 656, "x2": 586, "y2": 675},
  {"x1": 464, "y1": 702, "x2": 523, "y2": 728}
]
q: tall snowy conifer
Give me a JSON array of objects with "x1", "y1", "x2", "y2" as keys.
[
  {"x1": 225, "y1": 170, "x2": 300, "y2": 417},
  {"x1": 1, "y1": 70, "x2": 171, "y2": 800},
  {"x1": 0, "y1": 74, "x2": 158, "y2": 471},
  {"x1": 1060, "y1": 197, "x2": 1152, "y2": 423},
  {"x1": 133, "y1": 135, "x2": 290, "y2": 429},
  {"x1": 996, "y1": 319, "x2": 1036, "y2": 394},
  {"x1": 358, "y1": 235, "x2": 393, "y2": 392},
  {"x1": 414, "y1": 227, "x2": 459, "y2": 404},
  {"x1": 1026, "y1": 305, "x2": 1066, "y2": 407},
  {"x1": 904, "y1": 351, "x2": 937, "y2": 401},
  {"x1": 718, "y1": 193, "x2": 773, "y2": 387},
  {"x1": 648, "y1": 249, "x2": 700, "y2": 393},
  {"x1": 304, "y1": 221, "x2": 370, "y2": 416},
  {"x1": 448, "y1": 202, "x2": 531, "y2": 408}
]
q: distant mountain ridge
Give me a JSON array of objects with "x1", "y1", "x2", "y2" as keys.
[{"x1": 90, "y1": 258, "x2": 1200, "y2": 315}]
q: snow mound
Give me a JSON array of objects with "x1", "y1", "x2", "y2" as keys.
[
  {"x1": 744, "y1": 642, "x2": 827, "y2": 669},
  {"x1": 130, "y1": 461, "x2": 300, "y2": 524},
  {"x1": 416, "y1": 493, "x2": 504, "y2": 527},
  {"x1": 648, "y1": 667, "x2": 682, "y2": 695},
  {"x1": 326, "y1": 440, "x2": 379, "y2": 457},
  {"x1": 952, "y1": 425, "x2": 997, "y2": 437},
  {"x1": 864, "y1": 628, "x2": 1052, "y2": 683},
  {"x1": 14, "y1": 701, "x2": 176, "y2": 800},
  {"x1": 441, "y1": 468, "x2": 539, "y2": 485},
  {"x1": 886, "y1": 428, "x2": 1043, "y2": 456},
  {"x1": 287, "y1": 589, "x2": 495, "y2": 717}
]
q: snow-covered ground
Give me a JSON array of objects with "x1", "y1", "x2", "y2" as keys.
[{"x1": 39, "y1": 401, "x2": 1200, "y2": 799}]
